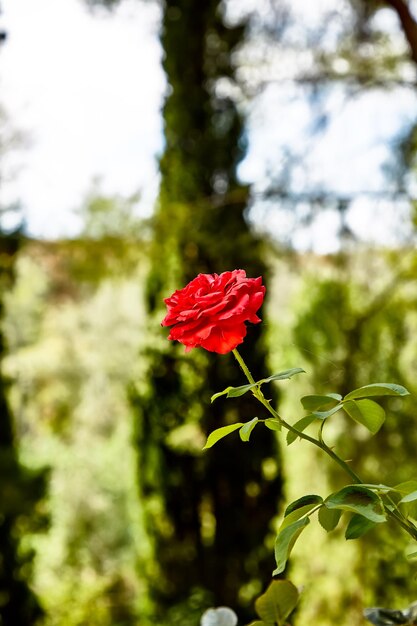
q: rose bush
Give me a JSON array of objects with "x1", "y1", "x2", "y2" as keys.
[
  {"x1": 162, "y1": 269, "x2": 417, "y2": 625},
  {"x1": 161, "y1": 269, "x2": 265, "y2": 354}
]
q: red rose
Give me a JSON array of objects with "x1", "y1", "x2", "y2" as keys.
[{"x1": 161, "y1": 269, "x2": 265, "y2": 354}]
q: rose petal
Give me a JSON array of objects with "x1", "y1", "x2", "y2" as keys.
[{"x1": 199, "y1": 323, "x2": 247, "y2": 354}]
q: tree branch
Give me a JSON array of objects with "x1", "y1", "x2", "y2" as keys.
[{"x1": 385, "y1": 0, "x2": 417, "y2": 65}]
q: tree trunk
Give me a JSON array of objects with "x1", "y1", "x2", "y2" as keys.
[{"x1": 133, "y1": 0, "x2": 283, "y2": 622}]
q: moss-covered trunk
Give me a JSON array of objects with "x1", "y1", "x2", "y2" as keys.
[{"x1": 133, "y1": 1, "x2": 283, "y2": 622}]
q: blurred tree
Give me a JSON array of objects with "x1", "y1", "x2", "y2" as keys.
[
  {"x1": 226, "y1": 0, "x2": 417, "y2": 246},
  {"x1": 130, "y1": 1, "x2": 283, "y2": 622},
  {"x1": 76, "y1": 181, "x2": 142, "y2": 240},
  {"x1": 4, "y1": 244, "x2": 149, "y2": 626},
  {"x1": 0, "y1": 229, "x2": 48, "y2": 625},
  {"x1": 277, "y1": 6, "x2": 417, "y2": 616},
  {"x1": 40, "y1": 184, "x2": 147, "y2": 295},
  {"x1": 0, "y1": 36, "x2": 48, "y2": 625},
  {"x1": 374, "y1": 0, "x2": 417, "y2": 63},
  {"x1": 279, "y1": 251, "x2": 417, "y2": 624},
  {"x1": 78, "y1": 0, "x2": 284, "y2": 620}
]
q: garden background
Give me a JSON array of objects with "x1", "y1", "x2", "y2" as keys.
[{"x1": 1, "y1": 1, "x2": 417, "y2": 625}]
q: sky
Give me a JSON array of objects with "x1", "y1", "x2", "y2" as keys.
[
  {"x1": 0, "y1": 0, "x2": 416, "y2": 252},
  {"x1": 0, "y1": 0, "x2": 165, "y2": 237}
]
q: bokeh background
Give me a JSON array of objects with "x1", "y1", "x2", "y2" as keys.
[{"x1": 1, "y1": 1, "x2": 417, "y2": 625}]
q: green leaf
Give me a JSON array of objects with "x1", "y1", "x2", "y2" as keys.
[
  {"x1": 343, "y1": 399, "x2": 385, "y2": 434},
  {"x1": 273, "y1": 517, "x2": 310, "y2": 576},
  {"x1": 357, "y1": 483, "x2": 395, "y2": 493},
  {"x1": 345, "y1": 514, "x2": 378, "y2": 540},
  {"x1": 280, "y1": 496, "x2": 322, "y2": 532},
  {"x1": 260, "y1": 368, "x2": 305, "y2": 384},
  {"x1": 301, "y1": 393, "x2": 342, "y2": 411},
  {"x1": 227, "y1": 384, "x2": 257, "y2": 398},
  {"x1": 203, "y1": 423, "x2": 244, "y2": 449},
  {"x1": 394, "y1": 481, "x2": 417, "y2": 495},
  {"x1": 280, "y1": 505, "x2": 318, "y2": 532},
  {"x1": 264, "y1": 418, "x2": 281, "y2": 432},
  {"x1": 324, "y1": 486, "x2": 386, "y2": 523},
  {"x1": 311, "y1": 404, "x2": 344, "y2": 420},
  {"x1": 344, "y1": 383, "x2": 410, "y2": 401},
  {"x1": 318, "y1": 506, "x2": 342, "y2": 532},
  {"x1": 239, "y1": 418, "x2": 259, "y2": 442},
  {"x1": 405, "y1": 545, "x2": 417, "y2": 560},
  {"x1": 247, "y1": 622, "x2": 266, "y2": 626},
  {"x1": 210, "y1": 370, "x2": 306, "y2": 403},
  {"x1": 396, "y1": 483, "x2": 417, "y2": 517},
  {"x1": 286, "y1": 415, "x2": 317, "y2": 445},
  {"x1": 255, "y1": 580, "x2": 299, "y2": 626},
  {"x1": 211, "y1": 387, "x2": 233, "y2": 403},
  {"x1": 285, "y1": 495, "x2": 323, "y2": 516},
  {"x1": 211, "y1": 384, "x2": 256, "y2": 402},
  {"x1": 400, "y1": 490, "x2": 417, "y2": 504}
]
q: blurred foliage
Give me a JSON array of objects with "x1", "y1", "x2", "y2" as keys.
[
  {"x1": 4, "y1": 239, "x2": 150, "y2": 626},
  {"x1": 6, "y1": 241, "x2": 417, "y2": 626},
  {"x1": 0, "y1": 230, "x2": 48, "y2": 625},
  {"x1": 76, "y1": 183, "x2": 144, "y2": 241},
  {"x1": 41, "y1": 185, "x2": 148, "y2": 293},
  {"x1": 0, "y1": 82, "x2": 48, "y2": 624},
  {"x1": 266, "y1": 248, "x2": 417, "y2": 626}
]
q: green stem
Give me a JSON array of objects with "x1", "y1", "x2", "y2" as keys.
[
  {"x1": 259, "y1": 386, "x2": 362, "y2": 485},
  {"x1": 384, "y1": 494, "x2": 417, "y2": 540},
  {"x1": 233, "y1": 349, "x2": 362, "y2": 483},
  {"x1": 232, "y1": 349, "x2": 417, "y2": 542},
  {"x1": 233, "y1": 348, "x2": 256, "y2": 385}
]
